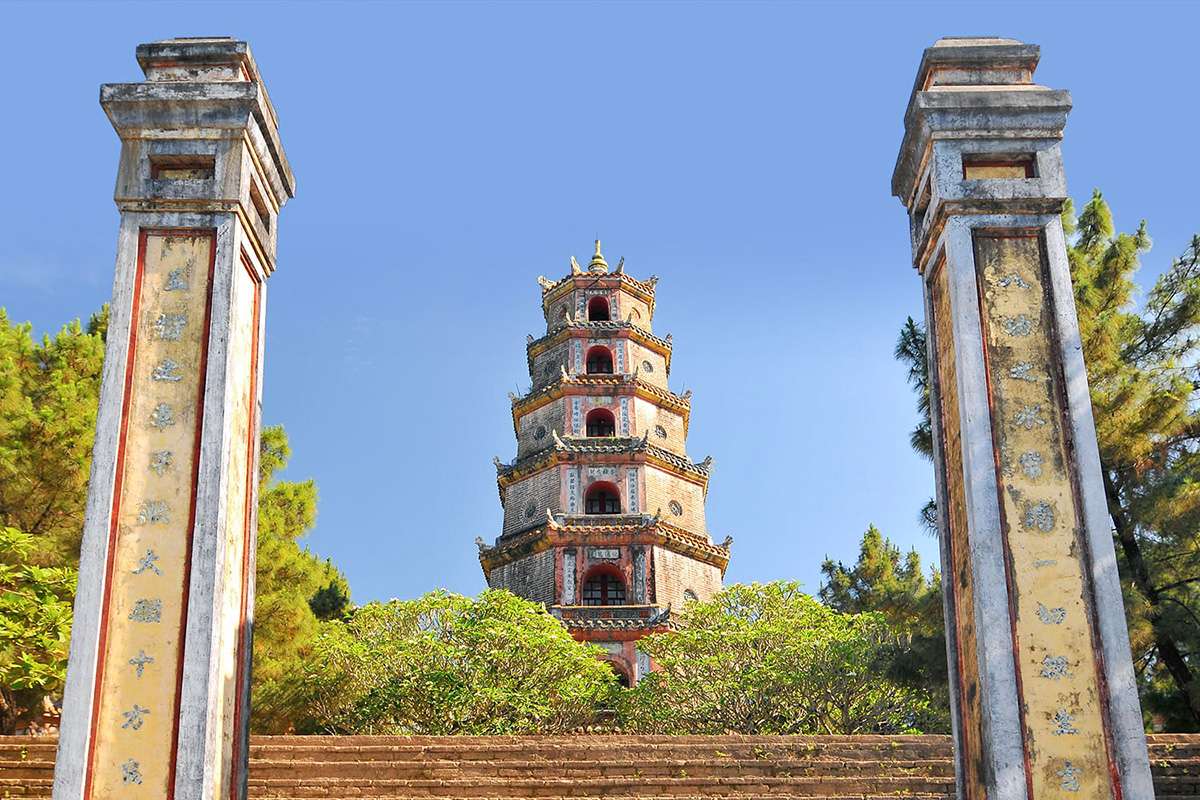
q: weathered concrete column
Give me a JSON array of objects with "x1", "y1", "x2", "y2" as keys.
[
  {"x1": 893, "y1": 38, "x2": 1153, "y2": 799},
  {"x1": 53, "y1": 38, "x2": 294, "y2": 800}
]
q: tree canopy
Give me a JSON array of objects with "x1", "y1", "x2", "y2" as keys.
[
  {"x1": 0, "y1": 309, "x2": 105, "y2": 565},
  {"x1": 0, "y1": 527, "x2": 76, "y2": 733},
  {"x1": 297, "y1": 590, "x2": 618, "y2": 735},
  {"x1": 819, "y1": 525, "x2": 949, "y2": 732},
  {"x1": 621, "y1": 581, "x2": 935, "y2": 735}
]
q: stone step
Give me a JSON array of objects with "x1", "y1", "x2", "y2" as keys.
[
  {"x1": 247, "y1": 797, "x2": 955, "y2": 800},
  {"x1": 0, "y1": 777, "x2": 52, "y2": 797},
  {"x1": 248, "y1": 756, "x2": 954, "y2": 780},
  {"x1": 250, "y1": 741, "x2": 953, "y2": 763},
  {"x1": 5, "y1": 733, "x2": 1200, "y2": 800},
  {"x1": 0, "y1": 743, "x2": 56, "y2": 760},
  {"x1": 0, "y1": 760, "x2": 56, "y2": 779},
  {"x1": 0, "y1": 781, "x2": 957, "y2": 800},
  {"x1": 243, "y1": 775, "x2": 957, "y2": 797},
  {"x1": 248, "y1": 796, "x2": 955, "y2": 800}
]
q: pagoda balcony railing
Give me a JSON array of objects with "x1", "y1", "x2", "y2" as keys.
[
  {"x1": 550, "y1": 604, "x2": 674, "y2": 630},
  {"x1": 555, "y1": 512, "x2": 657, "y2": 528}
]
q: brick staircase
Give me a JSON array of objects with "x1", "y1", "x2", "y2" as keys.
[{"x1": 2, "y1": 734, "x2": 1198, "y2": 798}]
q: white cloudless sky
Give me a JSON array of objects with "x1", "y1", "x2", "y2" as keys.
[{"x1": 2, "y1": 1, "x2": 1197, "y2": 603}]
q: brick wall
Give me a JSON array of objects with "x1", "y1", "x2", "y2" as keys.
[
  {"x1": 644, "y1": 466, "x2": 707, "y2": 535},
  {"x1": 618, "y1": 292, "x2": 653, "y2": 332},
  {"x1": 516, "y1": 399, "x2": 565, "y2": 457},
  {"x1": 653, "y1": 545, "x2": 723, "y2": 608},
  {"x1": 487, "y1": 547, "x2": 556, "y2": 604},
  {"x1": 545, "y1": 298, "x2": 571, "y2": 329},
  {"x1": 635, "y1": 397, "x2": 686, "y2": 455},
  {"x1": 530, "y1": 342, "x2": 568, "y2": 389},
  {"x1": 502, "y1": 468, "x2": 560, "y2": 536},
  {"x1": 629, "y1": 341, "x2": 669, "y2": 386}
]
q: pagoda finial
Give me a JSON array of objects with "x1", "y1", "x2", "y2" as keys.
[{"x1": 588, "y1": 239, "x2": 609, "y2": 272}]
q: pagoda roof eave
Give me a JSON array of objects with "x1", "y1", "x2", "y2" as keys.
[
  {"x1": 479, "y1": 517, "x2": 731, "y2": 575},
  {"x1": 509, "y1": 374, "x2": 692, "y2": 436},
  {"x1": 526, "y1": 321, "x2": 673, "y2": 367},
  {"x1": 495, "y1": 435, "x2": 713, "y2": 488},
  {"x1": 538, "y1": 270, "x2": 659, "y2": 312}
]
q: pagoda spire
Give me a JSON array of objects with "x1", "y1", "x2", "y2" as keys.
[{"x1": 588, "y1": 238, "x2": 608, "y2": 272}]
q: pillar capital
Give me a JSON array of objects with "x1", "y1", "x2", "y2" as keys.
[
  {"x1": 101, "y1": 37, "x2": 294, "y2": 273},
  {"x1": 893, "y1": 37, "x2": 1071, "y2": 272}
]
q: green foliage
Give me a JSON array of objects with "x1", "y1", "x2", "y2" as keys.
[
  {"x1": 298, "y1": 589, "x2": 617, "y2": 735},
  {"x1": 250, "y1": 425, "x2": 352, "y2": 733},
  {"x1": 895, "y1": 317, "x2": 932, "y2": 461},
  {"x1": 820, "y1": 526, "x2": 949, "y2": 732},
  {"x1": 0, "y1": 309, "x2": 105, "y2": 565},
  {"x1": 0, "y1": 527, "x2": 76, "y2": 733},
  {"x1": 621, "y1": 582, "x2": 934, "y2": 734}
]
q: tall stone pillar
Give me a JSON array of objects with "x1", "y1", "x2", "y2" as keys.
[
  {"x1": 53, "y1": 38, "x2": 294, "y2": 800},
  {"x1": 893, "y1": 38, "x2": 1153, "y2": 799}
]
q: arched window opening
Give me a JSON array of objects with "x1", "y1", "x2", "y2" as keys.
[
  {"x1": 583, "y1": 567, "x2": 627, "y2": 606},
  {"x1": 586, "y1": 346, "x2": 613, "y2": 375},
  {"x1": 608, "y1": 662, "x2": 631, "y2": 688},
  {"x1": 586, "y1": 408, "x2": 616, "y2": 437},
  {"x1": 588, "y1": 296, "x2": 611, "y2": 322},
  {"x1": 584, "y1": 481, "x2": 621, "y2": 515}
]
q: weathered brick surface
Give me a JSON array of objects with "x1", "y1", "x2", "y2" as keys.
[
  {"x1": 486, "y1": 548, "x2": 555, "y2": 605},
  {"x1": 530, "y1": 343, "x2": 569, "y2": 389},
  {"x1": 6, "y1": 734, "x2": 1198, "y2": 798},
  {"x1": 653, "y1": 545, "x2": 723, "y2": 607},
  {"x1": 635, "y1": 397, "x2": 686, "y2": 455},
  {"x1": 644, "y1": 466, "x2": 707, "y2": 536},
  {"x1": 500, "y1": 469, "x2": 560, "y2": 536},
  {"x1": 628, "y1": 341, "x2": 669, "y2": 386},
  {"x1": 516, "y1": 399, "x2": 564, "y2": 456}
]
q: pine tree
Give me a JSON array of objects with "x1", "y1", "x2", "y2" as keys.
[
  {"x1": 820, "y1": 526, "x2": 949, "y2": 732},
  {"x1": 249, "y1": 425, "x2": 353, "y2": 733},
  {"x1": 0, "y1": 310, "x2": 105, "y2": 565}
]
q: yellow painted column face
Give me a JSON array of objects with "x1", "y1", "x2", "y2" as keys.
[
  {"x1": 975, "y1": 232, "x2": 1114, "y2": 798},
  {"x1": 88, "y1": 230, "x2": 214, "y2": 797}
]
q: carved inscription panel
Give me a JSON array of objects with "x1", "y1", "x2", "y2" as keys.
[
  {"x1": 975, "y1": 231, "x2": 1114, "y2": 798},
  {"x1": 89, "y1": 230, "x2": 214, "y2": 798}
]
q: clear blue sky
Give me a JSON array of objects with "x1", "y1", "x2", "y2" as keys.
[{"x1": 3, "y1": 1, "x2": 1197, "y2": 604}]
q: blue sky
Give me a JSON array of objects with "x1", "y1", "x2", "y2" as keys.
[{"x1": 3, "y1": 1, "x2": 1197, "y2": 603}]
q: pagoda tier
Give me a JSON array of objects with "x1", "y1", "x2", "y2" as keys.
[{"x1": 481, "y1": 241, "x2": 730, "y2": 687}]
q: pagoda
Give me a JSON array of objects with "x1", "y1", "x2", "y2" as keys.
[{"x1": 479, "y1": 241, "x2": 730, "y2": 685}]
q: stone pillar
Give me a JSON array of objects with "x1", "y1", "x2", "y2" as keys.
[
  {"x1": 893, "y1": 38, "x2": 1153, "y2": 799},
  {"x1": 53, "y1": 38, "x2": 294, "y2": 800}
]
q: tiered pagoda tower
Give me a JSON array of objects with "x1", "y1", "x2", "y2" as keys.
[{"x1": 479, "y1": 241, "x2": 730, "y2": 685}]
